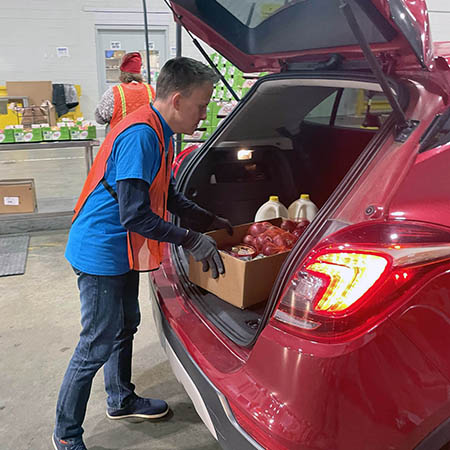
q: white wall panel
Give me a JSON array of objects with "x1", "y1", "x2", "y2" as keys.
[
  {"x1": 0, "y1": 0, "x2": 211, "y2": 120},
  {"x1": 428, "y1": 0, "x2": 450, "y2": 43},
  {"x1": 0, "y1": 1, "x2": 448, "y2": 121}
]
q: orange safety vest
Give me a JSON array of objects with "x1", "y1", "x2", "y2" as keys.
[
  {"x1": 72, "y1": 104, "x2": 174, "y2": 272},
  {"x1": 110, "y1": 82, "x2": 155, "y2": 129}
]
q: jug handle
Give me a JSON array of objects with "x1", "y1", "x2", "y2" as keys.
[{"x1": 298, "y1": 204, "x2": 307, "y2": 220}]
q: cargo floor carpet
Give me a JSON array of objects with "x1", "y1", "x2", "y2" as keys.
[{"x1": 0, "y1": 235, "x2": 30, "y2": 277}]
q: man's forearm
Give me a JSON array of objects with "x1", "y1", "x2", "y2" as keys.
[
  {"x1": 167, "y1": 177, "x2": 214, "y2": 229},
  {"x1": 117, "y1": 179, "x2": 188, "y2": 245}
]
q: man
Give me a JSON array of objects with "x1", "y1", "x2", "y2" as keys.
[
  {"x1": 53, "y1": 57, "x2": 232, "y2": 450},
  {"x1": 95, "y1": 52, "x2": 156, "y2": 129}
]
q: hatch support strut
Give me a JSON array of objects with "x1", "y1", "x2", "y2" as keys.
[
  {"x1": 339, "y1": 0, "x2": 418, "y2": 142},
  {"x1": 162, "y1": 0, "x2": 240, "y2": 102}
]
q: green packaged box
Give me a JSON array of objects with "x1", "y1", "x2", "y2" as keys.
[
  {"x1": 232, "y1": 72, "x2": 244, "y2": 89},
  {"x1": 14, "y1": 128, "x2": 43, "y2": 143},
  {"x1": 42, "y1": 126, "x2": 70, "y2": 141},
  {"x1": 69, "y1": 125, "x2": 96, "y2": 140},
  {"x1": 203, "y1": 127, "x2": 215, "y2": 140},
  {"x1": 0, "y1": 128, "x2": 15, "y2": 144}
]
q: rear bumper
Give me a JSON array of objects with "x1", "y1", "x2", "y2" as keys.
[{"x1": 152, "y1": 298, "x2": 264, "y2": 450}]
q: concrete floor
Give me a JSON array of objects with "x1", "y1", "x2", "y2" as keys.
[{"x1": 0, "y1": 230, "x2": 220, "y2": 450}]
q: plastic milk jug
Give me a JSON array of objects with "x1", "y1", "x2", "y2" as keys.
[
  {"x1": 288, "y1": 194, "x2": 318, "y2": 222},
  {"x1": 254, "y1": 196, "x2": 288, "y2": 222}
]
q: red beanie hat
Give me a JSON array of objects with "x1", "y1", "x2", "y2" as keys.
[{"x1": 120, "y1": 52, "x2": 142, "y2": 74}]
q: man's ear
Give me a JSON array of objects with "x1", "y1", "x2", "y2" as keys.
[{"x1": 172, "y1": 92, "x2": 182, "y2": 111}]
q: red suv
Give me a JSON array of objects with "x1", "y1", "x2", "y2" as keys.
[{"x1": 151, "y1": 1, "x2": 450, "y2": 449}]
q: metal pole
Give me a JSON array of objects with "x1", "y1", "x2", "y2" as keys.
[
  {"x1": 142, "y1": 0, "x2": 151, "y2": 84},
  {"x1": 175, "y1": 23, "x2": 182, "y2": 155},
  {"x1": 176, "y1": 22, "x2": 182, "y2": 58}
]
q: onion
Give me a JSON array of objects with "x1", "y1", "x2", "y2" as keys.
[
  {"x1": 281, "y1": 219, "x2": 297, "y2": 233},
  {"x1": 248, "y1": 222, "x2": 267, "y2": 236},
  {"x1": 243, "y1": 234, "x2": 255, "y2": 246},
  {"x1": 295, "y1": 219, "x2": 310, "y2": 230},
  {"x1": 262, "y1": 242, "x2": 282, "y2": 256}
]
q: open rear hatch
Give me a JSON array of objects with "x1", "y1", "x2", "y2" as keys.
[
  {"x1": 169, "y1": 0, "x2": 433, "y2": 72},
  {"x1": 164, "y1": 0, "x2": 423, "y2": 346}
]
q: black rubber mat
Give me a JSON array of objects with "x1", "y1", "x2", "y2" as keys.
[{"x1": 0, "y1": 235, "x2": 30, "y2": 277}]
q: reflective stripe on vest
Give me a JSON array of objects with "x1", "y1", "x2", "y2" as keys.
[
  {"x1": 117, "y1": 84, "x2": 127, "y2": 118},
  {"x1": 110, "y1": 83, "x2": 154, "y2": 130},
  {"x1": 73, "y1": 104, "x2": 173, "y2": 271}
]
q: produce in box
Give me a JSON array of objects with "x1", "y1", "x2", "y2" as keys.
[{"x1": 222, "y1": 219, "x2": 310, "y2": 260}]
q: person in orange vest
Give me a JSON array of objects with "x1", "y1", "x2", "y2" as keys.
[
  {"x1": 53, "y1": 57, "x2": 232, "y2": 450},
  {"x1": 95, "y1": 52, "x2": 156, "y2": 130}
]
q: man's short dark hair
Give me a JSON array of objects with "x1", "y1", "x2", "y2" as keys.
[{"x1": 156, "y1": 57, "x2": 219, "y2": 99}]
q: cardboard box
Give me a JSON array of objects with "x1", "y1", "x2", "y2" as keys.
[
  {"x1": 6, "y1": 81, "x2": 52, "y2": 105},
  {"x1": 42, "y1": 126, "x2": 70, "y2": 141},
  {"x1": 0, "y1": 128, "x2": 14, "y2": 143},
  {"x1": 69, "y1": 125, "x2": 96, "y2": 140},
  {"x1": 13, "y1": 127, "x2": 43, "y2": 143},
  {"x1": 189, "y1": 219, "x2": 290, "y2": 309},
  {"x1": 6, "y1": 81, "x2": 56, "y2": 126},
  {"x1": 0, "y1": 179, "x2": 37, "y2": 214}
]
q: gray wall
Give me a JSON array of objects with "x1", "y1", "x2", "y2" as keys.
[{"x1": 0, "y1": 0, "x2": 448, "y2": 121}]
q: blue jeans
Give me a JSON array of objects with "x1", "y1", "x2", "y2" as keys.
[{"x1": 54, "y1": 268, "x2": 141, "y2": 442}]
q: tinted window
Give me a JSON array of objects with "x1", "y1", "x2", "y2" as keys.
[
  {"x1": 420, "y1": 110, "x2": 450, "y2": 152},
  {"x1": 304, "y1": 88, "x2": 392, "y2": 130},
  {"x1": 304, "y1": 91, "x2": 337, "y2": 125},
  {"x1": 173, "y1": 0, "x2": 396, "y2": 54},
  {"x1": 335, "y1": 90, "x2": 391, "y2": 129}
]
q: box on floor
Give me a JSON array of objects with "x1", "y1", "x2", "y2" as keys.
[{"x1": 0, "y1": 179, "x2": 37, "y2": 214}]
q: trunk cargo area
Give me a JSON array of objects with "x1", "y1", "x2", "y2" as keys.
[{"x1": 174, "y1": 74, "x2": 392, "y2": 345}]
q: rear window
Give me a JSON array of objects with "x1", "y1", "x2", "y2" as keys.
[{"x1": 173, "y1": 0, "x2": 397, "y2": 55}]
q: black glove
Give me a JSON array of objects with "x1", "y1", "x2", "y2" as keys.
[
  {"x1": 182, "y1": 231, "x2": 224, "y2": 279},
  {"x1": 210, "y1": 215, "x2": 233, "y2": 235}
]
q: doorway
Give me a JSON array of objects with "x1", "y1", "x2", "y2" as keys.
[{"x1": 96, "y1": 28, "x2": 168, "y2": 97}]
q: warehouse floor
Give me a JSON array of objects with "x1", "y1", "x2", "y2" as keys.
[{"x1": 0, "y1": 230, "x2": 220, "y2": 450}]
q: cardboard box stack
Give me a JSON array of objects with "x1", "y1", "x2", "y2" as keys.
[
  {"x1": 0, "y1": 81, "x2": 96, "y2": 144},
  {"x1": 19, "y1": 101, "x2": 55, "y2": 127},
  {"x1": 6, "y1": 81, "x2": 57, "y2": 127},
  {"x1": 0, "y1": 119, "x2": 96, "y2": 144}
]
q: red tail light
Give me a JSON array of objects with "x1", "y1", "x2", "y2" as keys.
[{"x1": 272, "y1": 221, "x2": 450, "y2": 342}]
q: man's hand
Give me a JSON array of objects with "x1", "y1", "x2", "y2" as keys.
[
  {"x1": 210, "y1": 215, "x2": 233, "y2": 235},
  {"x1": 182, "y1": 231, "x2": 224, "y2": 279}
]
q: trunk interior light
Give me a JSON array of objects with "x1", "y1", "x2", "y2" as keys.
[{"x1": 237, "y1": 149, "x2": 253, "y2": 160}]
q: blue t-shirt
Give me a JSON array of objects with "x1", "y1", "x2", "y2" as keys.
[{"x1": 65, "y1": 107, "x2": 173, "y2": 275}]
